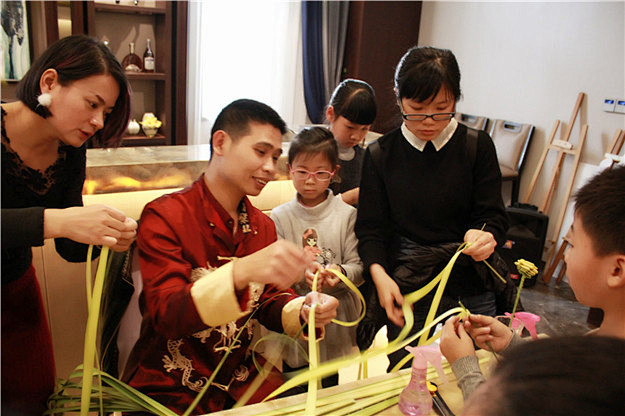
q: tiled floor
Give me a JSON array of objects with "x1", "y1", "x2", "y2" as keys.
[
  {"x1": 517, "y1": 275, "x2": 592, "y2": 336},
  {"x1": 338, "y1": 275, "x2": 592, "y2": 384}
]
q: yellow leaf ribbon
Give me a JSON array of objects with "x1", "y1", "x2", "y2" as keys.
[
  {"x1": 263, "y1": 244, "x2": 470, "y2": 404},
  {"x1": 80, "y1": 246, "x2": 110, "y2": 416},
  {"x1": 67, "y1": 243, "x2": 470, "y2": 415},
  {"x1": 325, "y1": 267, "x2": 366, "y2": 327}
]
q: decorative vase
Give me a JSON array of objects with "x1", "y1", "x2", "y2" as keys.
[
  {"x1": 142, "y1": 112, "x2": 155, "y2": 123},
  {"x1": 127, "y1": 119, "x2": 140, "y2": 135},
  {"x1": 142, "y1": 126, "x2": 158, "y2": 137}
]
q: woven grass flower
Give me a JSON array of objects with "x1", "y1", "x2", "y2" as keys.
[
  {"x1": 514, "y1": 259, "x2": 538, "y2": 278},
  {"x1": 509, "y1": 259, "x2": 538, "y2": 327}
]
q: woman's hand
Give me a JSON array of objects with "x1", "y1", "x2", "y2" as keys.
[
  {"x1": 233, "y1": 239, "x2": 316, "y2": 291},
  {"x1": 300, "y1": 291, "x2": 339, "y2": 327},
  {"x1": 462, "y1": 314, "x2": 513, "y2": 352},
  {"x1": 44, "y1": 204, "x2": 136, "y2": 249},
  {"x1": 440, "y1": 316, "x2": 476, "y2": 364},
  {"x1": 370, "y1": 263, "x2": 404, "y2": 327},
  {"x1": 463, "y1": 229, "x2": 497, "y2": 261},
  {"x1": 110, "y1": 217, "x2": 138, "y2": 252}
]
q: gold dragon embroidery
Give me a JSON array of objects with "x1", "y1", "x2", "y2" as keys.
[
  {"x1": 162, "y1": 264, "x2": 264, "y2": 394},
  {"x1": 162, "y1": 339, "x2": 209, "y2": 393}
]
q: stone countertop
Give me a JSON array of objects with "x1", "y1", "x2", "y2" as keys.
[
  {"x1": 87, "y1": 144, "x2": 212, "y2": 167},
  {"x1": 85, "y1": 144, "x2": 289, "y2": 194}
]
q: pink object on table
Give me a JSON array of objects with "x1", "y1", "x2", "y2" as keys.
[{"x1": 505, "y1": 312, "x2": 541, "y2": 339}]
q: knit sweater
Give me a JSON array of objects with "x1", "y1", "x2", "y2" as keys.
[
  {"x1": 271, "y1": 190, "x2": 363, "y2": 365},
  {"x1": 451, "y1": 332, "x2": 525, "y2": 400}
]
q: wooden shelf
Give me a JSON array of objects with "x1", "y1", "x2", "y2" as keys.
[
  {"x1": 85, "y1": 1, "x2": 187, "y2": 146},
  {"x1": 123, "y1": 133, "x2": 165, "y2": 140},
  {"x1": 94, "y1": 3, "x2": 166, "y2": 15},
  {"x1": 125, "y1": 72, "x2": 167, "y2": 81},
  {"x1": 32, "y1": 1, "x2": 186, "y2": 147},
  {"x1": 121, "y1": 134, "x2": 167, "y2": 147}
]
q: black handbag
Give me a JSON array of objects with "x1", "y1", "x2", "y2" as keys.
[{"x1": 356, "y1": 280, "x2": 388, "y2": 351}]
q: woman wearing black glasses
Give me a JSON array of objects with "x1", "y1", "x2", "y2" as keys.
[{"x1": 355, "y1": 46, "x2": 508, "y2": 370}]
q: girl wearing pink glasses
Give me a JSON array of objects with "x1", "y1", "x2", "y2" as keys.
[{"x1": 271, "y1": 127, "x2": 364, "y2": 387}]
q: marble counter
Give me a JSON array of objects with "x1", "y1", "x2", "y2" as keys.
[{"x1": 85, "y1": 144, "x2": 290, "y2": 194}]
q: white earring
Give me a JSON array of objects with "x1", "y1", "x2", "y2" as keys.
[{"x1": 37, "y1": 93, "x2": 52, "y2": 107}]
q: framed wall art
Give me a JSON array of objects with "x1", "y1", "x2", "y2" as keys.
[{"x1": 1, "y1": 0, "x2": 31, "y2": 81}]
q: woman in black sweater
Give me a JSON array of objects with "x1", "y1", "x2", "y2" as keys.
[
  {"x1": 1, "y1": 35, "x2": 137, "y2": 415},
  {"x1": 355, "y1": 46, "x2": 508, "y2": 370}
]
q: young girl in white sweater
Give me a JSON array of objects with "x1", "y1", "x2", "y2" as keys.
[{"x1": 271, "y1": 127, "x2": 363, "y2": 387}]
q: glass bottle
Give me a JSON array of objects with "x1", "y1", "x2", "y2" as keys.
[
  {"x1": 143, "y1": 38, "x2": 155, "y2": 73},
  {"x1": 121, "y1": 42, "x2": 142, "y2": 72}
]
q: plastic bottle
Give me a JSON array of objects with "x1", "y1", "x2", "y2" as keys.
[{"x1": 398, "y1": 345, "x2": 446, "y2": 416}]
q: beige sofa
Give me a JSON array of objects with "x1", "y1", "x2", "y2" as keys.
[{"x1": 33, "y1": 179, "x2": 296, "y2": 379}]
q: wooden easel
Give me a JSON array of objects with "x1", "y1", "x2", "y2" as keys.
[
  {"x1": 607, "y1": 128, "x2": 625, "y2": 158},
  {"x1": 542, "y1": 124, "x2": 587, "y2": 267},
  {"x1": 523, "y1": 93, "x2": 585, "y2": 211},
  {"x1": 542, "y1": 128, "x2": 625, "y2": 284},
  {"x1": 519, "y1": 92, "x2": 587, "y2": 283}
]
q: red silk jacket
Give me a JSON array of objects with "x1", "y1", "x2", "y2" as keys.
[{"x1": 123, "y1": 176, "x2": 305, "y2": 415}]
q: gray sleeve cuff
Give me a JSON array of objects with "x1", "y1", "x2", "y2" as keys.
[
  {"x1": 451, "y1": 355, "x2": 486, "y2": 400},
  {"x1": 502, "y1": 331, "x2": 525, "y2": 353}
]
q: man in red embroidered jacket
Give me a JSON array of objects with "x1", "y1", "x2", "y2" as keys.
[{"x1": 122, "y1": 99, "x2": 339, "y2": 415}]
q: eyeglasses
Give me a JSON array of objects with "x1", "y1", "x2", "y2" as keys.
[
  {"x1": 401, "y1": 112, "x2": 455, "y2": 121},
  {"x1": 289, "y1": 168, "x2": 335, "y2": 182}
]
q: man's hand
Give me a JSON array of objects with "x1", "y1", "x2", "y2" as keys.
[
  {"x1": 233, "y1": 240, "x2": 316, "y2": 291},
  {"x1": 300, "y1": 291, "x2": 339, "y2": 327}
]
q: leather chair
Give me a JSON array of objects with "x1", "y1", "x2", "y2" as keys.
[
  {"x1": 455, "y1": 112, "x2": 489, "y2": 131},
  {"x1": 489, "y1": 120, "x2": 535, "y2": 204}
]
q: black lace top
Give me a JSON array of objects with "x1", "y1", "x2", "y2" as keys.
[{"x1": 1, "y1": 106, "x2": 95, "y2": 284}]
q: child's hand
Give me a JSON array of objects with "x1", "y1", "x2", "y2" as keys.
[
  {"x1": 440, "y1": 316, "x2": 476, "y2": 364},
  {"x1": 340, "y1": 187, "x2": 359, "y2": 206},
  {"x1": 304, "y1": 262, "x2": 324, "y2": 288},
  {"x1": 305, "y1": 264, "x2": 341, "y2": 289},
  {"x1": 321, "y1": 264, "x2": 342, "y2": 287},
  {"x1": 300, "y1": 291, "x2": 339, "y2": 327},
  {"x1": 462, "y1": 314, "x2": 513, "y2": 352}
]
